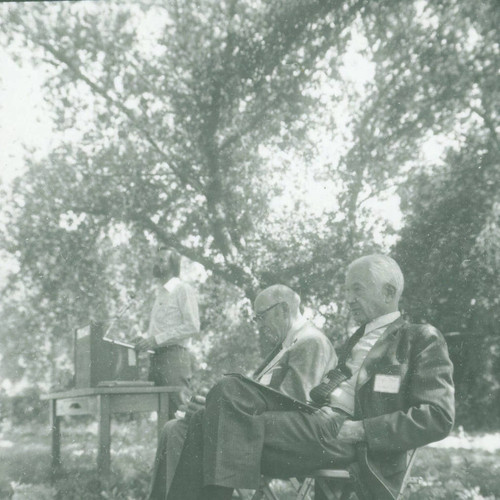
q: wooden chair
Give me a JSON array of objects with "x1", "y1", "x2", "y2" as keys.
[{"x1": 249, "y1": 445, "x2": 418, "y2": 500}]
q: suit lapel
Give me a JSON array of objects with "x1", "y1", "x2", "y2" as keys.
[
  {"x1": 258, "y1": 344, "x2": 289, "y2": 380},
  {"x1": 253, "y1": 342, "x2": 282, "y2": 379},
  {"x1": 356, "y1": 317, "x2": 406, "y2": 391}
]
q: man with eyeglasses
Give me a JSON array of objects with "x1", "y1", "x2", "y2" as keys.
[{"x1": 147, "y1": 284, "x2": 336, "y2": 500}]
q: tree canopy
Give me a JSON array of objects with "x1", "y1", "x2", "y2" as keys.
[{"x1": 0, "y1": 0, "x2": 498, "y2": 427}]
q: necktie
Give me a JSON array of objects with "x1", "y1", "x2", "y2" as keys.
[
  {"x1": 337, "y1": 324, "x2": 366, "y2": 367},
  {"x1": 309, "y1": 324, "x2": 366, "y2": 406},
  {"x1": 252, "y1": 341, "x2": 283, "y2": 380}
]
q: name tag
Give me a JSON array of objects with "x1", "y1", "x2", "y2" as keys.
[{"x1": 374, "y1": 374, "x2": 401, "y2": 393}]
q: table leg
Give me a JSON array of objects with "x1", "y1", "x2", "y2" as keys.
[
  {"x1": 97, "y1": 394, "x2": 111, "y2": 476},
  {"x1": 157, "y1": 392, "x2": 170, "y2": 441},
  {"x1": 49, "y1": 399, "x2": 61, "y2": 475}
]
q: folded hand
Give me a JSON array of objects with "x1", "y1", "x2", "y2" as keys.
[
  {"x1": 336, "y1": 420, "x2": 365, "y2": 443},
  {"x1": 181, "y1": 387, "x2": 210, "y2": 420},
  {"x1": 134, "y1": 337, "x2": 157, "y2": 351}
]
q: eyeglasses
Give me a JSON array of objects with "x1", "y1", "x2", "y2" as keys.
[{"x1": 253, "y1": 302, "x2": 285, "y2": 322}]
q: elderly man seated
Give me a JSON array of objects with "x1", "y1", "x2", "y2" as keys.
[
  {"x1": 167, "y1": 255, "x2": 455, "y2": 500},
  {"x1": 148, "y1": 284, "x2": 337, "y2": 500}
]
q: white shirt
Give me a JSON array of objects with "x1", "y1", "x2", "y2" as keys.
[
  {"x1": 329, "y1": 311, "x2": 401, "y2": 415},
  {"x1": 147, "y1": 277, "x2": 200, "y2": 348}
]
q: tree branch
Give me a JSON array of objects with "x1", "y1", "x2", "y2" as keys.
[
  {"x1": 132, "y1": 214, "x2": 258, "y2": 298},
  {"x1": 33, "y1": 37, "x2": 204, "y2": 192},
  {"x1": 66, "y1": 203, "x2": 257, "y2": 298}
]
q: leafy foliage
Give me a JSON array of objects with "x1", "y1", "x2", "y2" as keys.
[
  {"x1": 0, "y1": 0, "x2": 498, "y2": 434},
  {"x1": 391, "y1": 0, "x2": 500, "y2": 426}
]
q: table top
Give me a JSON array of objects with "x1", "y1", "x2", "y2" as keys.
[{"x1": 42, "y1": 385, "x2": 183, "y2": 400}]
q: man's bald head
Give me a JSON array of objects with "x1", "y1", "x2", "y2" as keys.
[
  {"x1": 345, "y1": 254, "x2": 403, "y2": 324},
  {"x1": 254, "y1": 284, "x2": 301, "y2": 319}
]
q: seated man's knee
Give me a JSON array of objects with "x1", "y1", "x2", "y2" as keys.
[
  {"x1": 207, "y1": 377, "x2": 264, "y2": 415},
  {"x1": 157, "y1": 418, "x2": 179, "y2": 449},
  {"x1": 207, "y1": 377, "x2": 244, "y2": 403},
  {"x1": 169, "y1": 417, "x2": 189, "y2": 446}
]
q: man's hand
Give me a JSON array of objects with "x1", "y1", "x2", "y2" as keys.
[
  {"x1": 134, "y1": 336, "x2": 157, "y2": 351},
  {"x1": 336, "y1": 419, "x2": 365, "y2": 443},
  {"x1": 176, "y1": 387, "x2": 210, "y2": 420}
]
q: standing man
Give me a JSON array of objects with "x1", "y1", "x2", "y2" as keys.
[
  {"x1": 168, "y1": 255, "x2": 455, "y2": 500},
  {"x1": 135, "y1": 246, "x2": 200, "y2": 418},
  {"x1": 147, "y1": 284, "x2": 336, "y2": 500}
]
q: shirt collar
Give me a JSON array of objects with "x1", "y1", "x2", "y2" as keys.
[
  {"x1": 364, "y1": 311, "x2": 401, "y2": 335},
  {"x1": 283, "y1": 314, "x2": 307, "y2": 348},
  {"x1": 163, "y1": 276, "x2": 181, "y2": 293}
]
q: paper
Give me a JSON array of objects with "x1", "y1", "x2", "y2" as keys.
[
  {"x1": 224, "y1": 373, "x2": 317, "y2": 414},
  {"x1": 373, "y1": 374, "x2": 401, "y2": 393},
  {"x1": 128, "y1": 349, "x2": 137, "y2": 366},
  {"x1": 76, "y1": 325, "x2": 90, "y2": 339}
]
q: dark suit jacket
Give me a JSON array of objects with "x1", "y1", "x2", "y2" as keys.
[{"x1": 351, "y1": 317, "x2": 455, "y2": 499}]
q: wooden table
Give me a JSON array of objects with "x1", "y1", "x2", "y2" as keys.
[{"x1": 42, "y1": 386, "x2": 181, "y2": 476}]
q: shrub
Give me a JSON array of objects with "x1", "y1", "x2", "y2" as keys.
[{"x1": 10, "y1": 388, "x2": 48, "y2": 425}]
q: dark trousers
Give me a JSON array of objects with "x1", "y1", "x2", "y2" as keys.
[
  {"x1": 168, "y1": 377, "x2": 356, "y2": 500},
  {"x1": 149, "y1": 346, "x2": 195, "y2": 418},
  {"x1": 148, "y1": 418, "x2": 188, "y2": 500}
]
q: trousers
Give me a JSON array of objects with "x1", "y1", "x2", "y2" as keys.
[
  {"x1": 149, "y1": 346, "x2": 195, "y2": 418},
  {"x1": 148, "y1": 418, "x2": 188, "y2": 500},
  {"x1": 168, "y1": 377, "x2": 356, "y2": 500}
]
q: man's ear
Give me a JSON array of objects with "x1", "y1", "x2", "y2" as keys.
[
  {"x1": 383, "y1": 283, "x2": 397, "y2": 301},
  {"x1": 280, "y1": 302, "x2": 290, "y2": 318}
]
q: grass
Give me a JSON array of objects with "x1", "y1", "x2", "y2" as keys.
[
  {"x1": 1, "y1": 418, "x2": 499, "y2": 499},
  {"x1": 405, "y1": 444, "x2": 500, "y2": 499},
  {"x1": 0, "y1": 416, "x2": 155, "y2": 499}
]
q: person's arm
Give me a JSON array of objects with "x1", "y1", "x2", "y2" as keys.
[
  {"x1": 361, "y1": 326, "x2": 455, "y2": 452},
  {"x1": 277, "y1": 333, "x2": 337, "y2": 403},
  {"x1": 154, "y1": 284, "x2": 200, "y2": 347}
]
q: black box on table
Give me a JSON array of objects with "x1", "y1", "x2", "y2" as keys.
[{"x1": 74, "y1": 322, "x2": 139, "y2": 388}]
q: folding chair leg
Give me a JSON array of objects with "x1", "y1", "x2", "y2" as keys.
[
  {"x1": 294, "y1": 477, "x2": 314, "y2": 500},
  {"x1": 250, "y1": 478, "x2": 280, "y2": 500},
  {"x1": 262, "y1": 483, "x2": 280, "y2": 500},
  {"x1": 340, "y1": 485, "x2": 354, "y2": 500},
  {"x1": 250, "y1": 489, "x2": 264, "y2": 500},
  {"x1": 316, "y1": 478, "x2": 341, "y2": 500}
]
